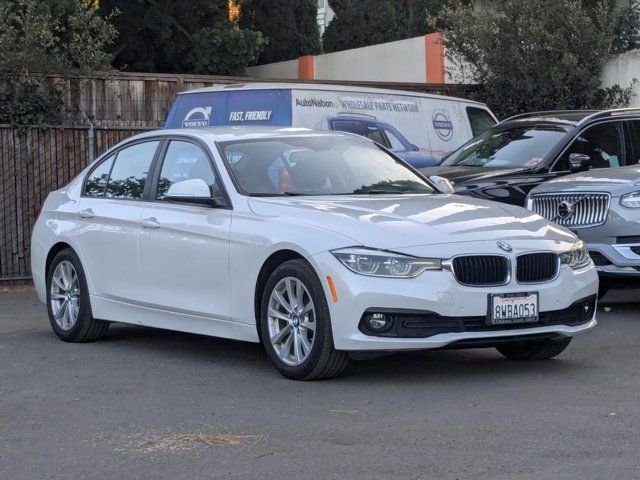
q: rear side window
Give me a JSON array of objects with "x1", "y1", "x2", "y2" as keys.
[
  {"x1": 105, "y1": 141, "x2": 159, "y2": 199},
  {"x1": 84, "y1": 154, "x2": 115, "y2": 197},
  {"x1": 466, "y1": 107, "x2": 496, "y2": 137}
]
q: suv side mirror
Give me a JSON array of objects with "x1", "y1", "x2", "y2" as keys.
[
  {"x1": 569, "y1": 153, "x2": 591, "y2": 172},
  {"x1": 165, "y1": 179, "x2": 225, "y2": 207}
]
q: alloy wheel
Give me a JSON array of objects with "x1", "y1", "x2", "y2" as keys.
[
  {"x1": 267, "y1": 276, "x2": 316, "y2": 366},
  {"x1": 50, "y1": 260, "x2": 81, "y2": 331}
]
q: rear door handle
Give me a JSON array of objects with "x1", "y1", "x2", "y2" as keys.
[
  {"x1": 141, "y1": 217, "x2": 160, "y2": 229},
  {"x1": 78, "y1": 208, "x2": 94, "y2": 219}
]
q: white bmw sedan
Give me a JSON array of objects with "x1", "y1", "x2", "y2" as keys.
[{"x1": 32, "y1": 127, "x2": 598, "y2": 380}]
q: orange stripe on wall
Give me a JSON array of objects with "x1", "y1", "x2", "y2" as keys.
[
  {"x1": 298, "y1": 55, "x2": 315, "y2": 80},
  {"x1": 425, "y1": 32, "x2": 445, "y2": 84}
]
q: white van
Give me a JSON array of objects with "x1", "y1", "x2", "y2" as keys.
[{"x1": 165, "y1": 83, "x2": 497, "y2": 168}]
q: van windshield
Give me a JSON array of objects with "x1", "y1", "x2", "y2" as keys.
[
  {"x1": 219, "y1": 135, "x2": 436, "y2": 196},
  {"x1": 441, "y1": 125, "x2": 569, "y2": 168}
]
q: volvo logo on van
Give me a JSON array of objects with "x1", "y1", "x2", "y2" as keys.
[
  {"x1": 432, "y1": 110, "x2": 453, "y2": 141},
  {"x1": 182, "y1": 106, "x2": 212, "y2": 128}
]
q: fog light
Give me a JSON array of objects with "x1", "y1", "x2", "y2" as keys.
[{"x1": 368, "y1": 313, "x2": 388, "y2": 330}]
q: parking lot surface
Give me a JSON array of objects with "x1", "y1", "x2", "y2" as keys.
[{"x1": 1, "y1": 289, "x2": 640, "y2": 480}]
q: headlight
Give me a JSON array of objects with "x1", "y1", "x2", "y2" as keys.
[
  {"x1": 525, "y1": 196, "x2": 533, "y2": 211},
  {"x1": 620, "y1": 191, "x2": 640, "y2": 208},
  {"x1": 331, "y1": 248, "x2": 442, "y2": 278},
  {"x1": 559, "y1": 241, "x2": 592, "y2": 270}
]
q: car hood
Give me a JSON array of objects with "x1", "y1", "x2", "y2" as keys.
[
  {"x1": 532, "y1": 165, "x2": 640, "y2": 195},
  {"x1": 418, "y1": 166, "x2": 530, "y2": 185},
  {"x1": 247, "y1": 194, "x2": 574, "y2": 250}
]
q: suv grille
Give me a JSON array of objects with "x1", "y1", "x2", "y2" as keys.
[
  {"x1": 452, "y1": 256, "x2": 509, "y2": 286},
  {"x1": 530, "y1": 193, "x2": 610, "y2": 228},
  {"x1": 516, "y1": 253, "x2": 558, "y2": 283}
]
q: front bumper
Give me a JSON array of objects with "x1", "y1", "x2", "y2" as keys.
[
  {"x1": 313, "y1": 250, "x2": 598, "y2": 351},
  {"x1": 588, "y1": 242, "x2": 640, "y2": 278}
]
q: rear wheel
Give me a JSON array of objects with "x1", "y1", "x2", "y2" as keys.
[
  {"x1": 260, "y1": 259, "x2": 349, "y2": 380},
  {"x1": 47, "y1": 249, "x2": 109, "y2": 342},
  {"x1": 496, "y1": 338, "x2": 572, "y2": 361}
]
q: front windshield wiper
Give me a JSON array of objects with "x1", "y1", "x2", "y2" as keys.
[
  {"x1": 352, "y1": 184, "x2": 412, "y2": 195},
  {"x1": 282, "y1": 191, "x2": 306, "y2": 196}
]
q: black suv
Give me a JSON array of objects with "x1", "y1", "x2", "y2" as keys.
[{"x1": 421, "y1": 109, "x2": 640, "y2": 206}]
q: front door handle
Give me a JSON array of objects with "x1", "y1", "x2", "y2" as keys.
[
  {"x1": 141, "y1": 217, "x2": 160, "y2": 229},
  {"x1": 78, "y1": 208, "x2": 94, "y2": 219}
]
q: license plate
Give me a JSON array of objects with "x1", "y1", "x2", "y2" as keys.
[{"x1": 488, "y1": 292, "x2": 539, "y2": 325}]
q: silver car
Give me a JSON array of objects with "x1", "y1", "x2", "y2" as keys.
[{"x1": 526, "y1": 165, "x2": 640, "y2": 296}]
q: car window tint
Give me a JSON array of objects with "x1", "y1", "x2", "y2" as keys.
[
  {"x1": 629, "y1": 121, "x2": 640, "y2": 164},
  {"x1": 105, "y1": 141, "x2": 159, "y2": 200},
  {"x1": 365, "y1": 128, "x2": 390, "y2": 148},
  {"x1": 384, "y1": 129, "x2": 405, "y2": 151},
  {"x1": 84, "y1": 154, "x2": 115, "y2": 197},
  {"x1": 466, "y1": 107, "x2": 496, "y2": 137},
  {"x1": 331, "y1": 120, "x2": 366, "y2": 136},
  {"x1": 559, "y1": 122, "x2": 624, "y2": 170},
  {"x1": 156, "y1": 141, "x2": 217, "y2": 200}
]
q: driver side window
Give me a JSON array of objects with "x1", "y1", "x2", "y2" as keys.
[
  {"x1": 557, "y1": 122, "x2": 624, "y2": 171},
  {"x1": 155, "y1": 141, "x2": 218, "y2": 200}
]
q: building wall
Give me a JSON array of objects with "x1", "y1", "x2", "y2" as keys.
[
  {"x1": 313, "y1": 37, "x2": 427, "y2": 83},
  {"x1": 246, "y1": 59, "x2": 299, "y2": 80}
]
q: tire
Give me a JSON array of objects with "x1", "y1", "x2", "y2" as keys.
[
  {"x1": 496, "y1": 337, "x2": 572, "y2": 361},
  {"x1": 598, "y1": 278, "x2": 611, "y2": 300},
  {"x1": 260, "y1": 259, "x2": 349, "y2": 380},
  {"x1": 46, "y1": 248, "x2": 109, "y2": 342}
]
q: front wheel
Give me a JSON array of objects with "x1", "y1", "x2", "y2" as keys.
[
  {"x1": 496, "y1": 338, "x2": 572, "y2": 361},
  {"x1": 46, "y1": 248, "x2": 109, "y2": 342},
  {"x1": 260, "y1": 259, "x2": 349, "y2": 380}
]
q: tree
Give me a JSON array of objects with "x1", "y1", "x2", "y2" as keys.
[
  {"x1": 437, "y1": 0, "x2": 636, "y2": 118},
  {"x1": 0, "y1": 0, "x2": 117, "y2": 124},
  {"x1": 102, "y1": 0, "x2": 264, "y2": 75},
  {"x1": 239, "y1": 0, "x2": 320, "y2": 64},
  {"x1": 322, "y1": 0, "x2": 399, "y2": 53}
]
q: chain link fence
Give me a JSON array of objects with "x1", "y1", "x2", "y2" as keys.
[{"x1": 0, "y1": 125, "x2": 156, "y2": 281}]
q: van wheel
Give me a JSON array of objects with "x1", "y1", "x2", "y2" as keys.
[
  {"x1": 260, "y1": 259, "x2": 349, "y2": 380},
  {"x1": 46, "y1": 249, "x2": 109, "y2": 342},
  {"x1": 496, "y1": 338, "x2": 572, "y2": 361}
]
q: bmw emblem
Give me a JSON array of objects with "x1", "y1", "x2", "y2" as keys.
[{"x1": 497, "y1": 241, "x2": 513, "y2": 252}]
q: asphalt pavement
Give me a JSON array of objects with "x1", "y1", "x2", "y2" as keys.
[{"x1": 1, "y1": 288, "x2": 639, "y2": 480}]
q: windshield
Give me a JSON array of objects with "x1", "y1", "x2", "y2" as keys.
[
  {"x1": 441, "y1": 125, "x2": 569, "y2": 168},
  {"x1": 219, "y1": 135, "x2": 436, "y2": 196}
]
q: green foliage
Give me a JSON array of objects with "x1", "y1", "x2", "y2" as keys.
[
  {"x1": 322, "y1": 0, "x2": 400, "y2": 53},
  {"x1": 239, "y1": 0, "x2": 320, "y2": 63},
  {"x1": 188, "y1": 24, "x2": 265, "y2": 75},
  {"x1": 438, "y1": 0, "x2": 636, "y2": 118},
  {"x1": 0, "y1": 0, "x2": 117, "y2": 125},
  {"x1": 102, "y1": 0, "x2": 264, "y2": 75},
  {"x1": 322, "y1": 0, "x2": 468, "y2": 52}
]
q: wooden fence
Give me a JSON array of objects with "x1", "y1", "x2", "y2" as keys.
[
  {"x1": 25, "y1": 72, "x2": 470, "y2": 127},
  {"x1": 0, "y1": 125, "x2": 155, "y2": 280}
]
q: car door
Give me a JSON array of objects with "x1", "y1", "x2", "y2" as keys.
[
  {"x1": 137, "y1": 139, "x2": 232, "y2": 321},
  {"x1": 75, "y1": 140, "x2": 160, "y2": 303}
]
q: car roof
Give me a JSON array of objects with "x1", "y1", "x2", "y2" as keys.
[
  {"x1": 132, "y1": 126, "x2": 361, "y2": 144},
  {"x1": 177, "y1": 81, "x2": 488, "y2": 106},
  {"x1": 499, "y1": 108, "x2": 640, "y2": 127}
]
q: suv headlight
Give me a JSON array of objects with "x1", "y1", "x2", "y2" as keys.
[
  {"x1": 620, "y1": 191, "x2": 640, "y2": 208},
  {"x1": 331, "y1": 248, "x2": 442, "y2": 278},
  {"x1": 559, "y1": 241, "x2": 592, "y2": 270}
]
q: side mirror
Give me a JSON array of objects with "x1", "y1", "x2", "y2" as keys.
[
  {"x1": 165, "y1": 179, "x2": 225, "y2": 207},
  {"x1": 569, "y1": 153, "x2": 591, "y2": 173},
  {"x1": 429, "y1": 175, "x2": 456, "y2": 194}
]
